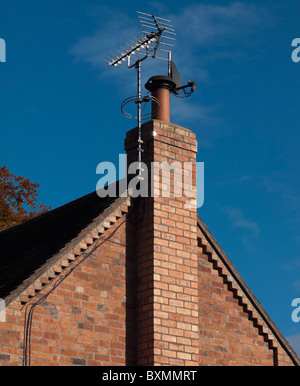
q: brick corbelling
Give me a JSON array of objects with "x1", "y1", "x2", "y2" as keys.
[
  {"x1": 7, "y1": 196, "x2": 132, "y2": 308},
  {"x1": 197, "y1": 231, "x2": 298, "y2": 366},
  {"x1": 198, "y1": 236, "x2": 275, "y2": 344}
]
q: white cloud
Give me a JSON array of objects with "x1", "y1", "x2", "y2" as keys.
[
  {"x1": 261, "y1": 171, "x2": 300, "y2": 223},
  {"x1": 70, "y1": 2, "x2": 271, "y2": 83},
  {"x1": 293, "y1": 281, "x2": 300, "y2": 291},
  {"x1": 224, "y1": 206, "x2": 260, "y2": 236},
  {"x1": 166, "y1": 2, "x2": 272, "y2": 80},
  {"x1": 69, "y1": 3, "x2": 272, "y2": 137},
  {"x1": 171, "y1": 2, "x2": 270, "y2": 45},
  {"x1": 220, "y1": 206, "x2": 261, "y2": 253},
  {"x1": 171, "y1": 98, "x2": 221, "y2": 124},
  {"x1": 216, "y1": 174, "x2": 253, "y2": 186},
  {"x1": 69, "y1": 7, "x2": 141, "y2": 93},
  {"x1": 70, "y1": 7, "x2": 135, "y2": 68},
  {"x1": 282, "y1": 256, "x2": 300, "y2": 273}
]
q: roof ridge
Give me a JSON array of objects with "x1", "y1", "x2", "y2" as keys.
[{"x1": 0, "y1": 179, "x2": 127, "y2": 238}]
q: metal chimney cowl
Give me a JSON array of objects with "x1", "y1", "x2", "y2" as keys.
[{"x1": 145, "y1": 75, "x2": 176, "y2": 122}]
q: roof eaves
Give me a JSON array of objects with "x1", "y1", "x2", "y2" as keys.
[{"x1": 4, "y1": 195, "x2": 132, "y2": 306}]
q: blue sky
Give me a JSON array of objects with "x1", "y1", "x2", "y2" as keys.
[{"x1": 1, "y1": 0, "x2": 300, "y2": 357}]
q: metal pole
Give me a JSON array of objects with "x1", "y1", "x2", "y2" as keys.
[
  {"x1": 136, "y1": 61, "x2": 142, "y2": 178},
  {"x1": 137, "y1": 60, "x2": 141, "y2": 141},
  {"x1": 168, "y1": 51, "x2": 172, "y2": 76}
]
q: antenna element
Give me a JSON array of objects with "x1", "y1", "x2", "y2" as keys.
[{"x1": 104, "y1": 12, "x2": 176, "y2": 179}]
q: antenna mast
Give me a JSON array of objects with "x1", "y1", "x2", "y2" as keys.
[{"x1": 105, "y1": 11, "x2": 176, "y2": 178}]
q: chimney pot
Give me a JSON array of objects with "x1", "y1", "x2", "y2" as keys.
[{"x1": 145, "y1": 75, "x2": 176, "y2": 122}]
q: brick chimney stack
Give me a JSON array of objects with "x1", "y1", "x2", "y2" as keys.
[{"x1": 125, "y1": 119, "x2": 198, "y2": 366}]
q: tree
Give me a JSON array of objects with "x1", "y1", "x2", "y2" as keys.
[{"x1": 0, "y1": 166, "x2": 51, "y2": 232}]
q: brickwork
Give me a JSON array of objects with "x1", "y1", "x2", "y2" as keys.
[
  {"x1": 198, "y1": 245, "x2": 274, "y2": 365},
  {"x1": 0, "y1": 212, "x2": 131, "y2": 366},
  {"x1": 125, "y1": 120, "x2": 199, "y2": 365},
  {"x1": 198, "y1": 231, "x2": 295, "y2": 366},
  {"x1": 0, "y1": 119, "x2": 298, "y2": 366}
]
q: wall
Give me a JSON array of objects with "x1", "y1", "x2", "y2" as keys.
[
  {"x1": 0, "y1": 119, "x2": 297, "y2": 366},
  {"x1": 0, "y1": 215, "x2": 130, "y2": 366},
  {"x1": 197, "y1": 230, "x2": 295, "y2": 366},
  {"x1": 0, "y1": 212, "x2": 296, "y2": 366}
]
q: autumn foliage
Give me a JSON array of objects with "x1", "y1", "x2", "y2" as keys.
[{"x1": 0, "y1": 166, "x2": 51, "y2": 232}]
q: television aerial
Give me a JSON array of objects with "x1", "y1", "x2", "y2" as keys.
[{"x1": 104, "y1": 11, "x2": 197, "y2": 177}]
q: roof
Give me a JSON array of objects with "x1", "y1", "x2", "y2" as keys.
[
  {"x1": 0, "y1": 182, "x2": 124, "y2": 300},
  {"x1": 0, "y1": 183, "x2": 299, "y2": 365}
]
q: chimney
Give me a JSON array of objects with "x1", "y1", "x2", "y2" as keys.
[
  {"x1": 125, "y1": 119, "x2": 199, "y2": 366},
  {"x1": 145, "y1": 76, "x2": 176, "y2": 122}
]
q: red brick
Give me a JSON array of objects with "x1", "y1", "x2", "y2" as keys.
[{"x1": 0, "y1": 121, "x2": 295, "y2": 367}]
